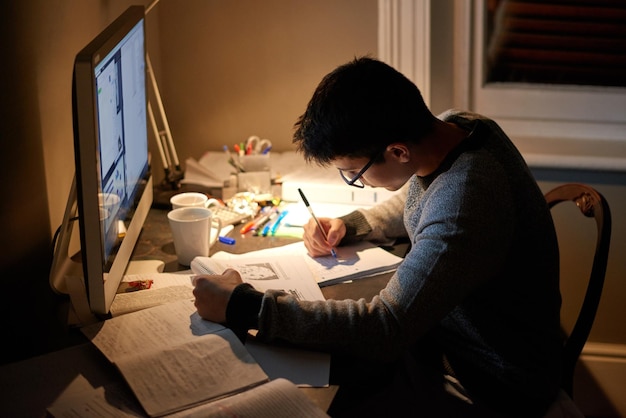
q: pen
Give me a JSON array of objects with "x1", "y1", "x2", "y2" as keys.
[
  {"x1": 254, "y1": 216, "x2": 273, "y2": 236},
  {"x1": 240, "y1": 211, "x2": 267, "y2": 234},
  {"x1": 239, "y1": 219, "x2": 257, "y2": 234},
  {"x1": 245, "y1": 208, "x2": 275, "y2": 236},
  {"x1": 223, "y1": 145, "x2": 244, "y2": 172},
  {"x1": 270, "y1": 210, "x2": 288, "y2": 236},
  {"x1": 297, "y1": 188, "x2": 337, "y2": 258},
  {"x1": 260, "y1": 211, "x2": 279, "y2": 236}
]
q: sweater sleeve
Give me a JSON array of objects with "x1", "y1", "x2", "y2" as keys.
[
  {"x1": 225, "y1": 283, "x2": 263, "y2": 341},
  {"x1": 339, "y1": 182, "x2": 409, "y2": 245}
]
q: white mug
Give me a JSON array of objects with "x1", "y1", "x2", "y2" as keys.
[
  {"x1": 167, "y1": 207, "x2": 223, "y2": 266},
  {"x1": 170, "y1": 192, "x2": 220, "y2": 210}
]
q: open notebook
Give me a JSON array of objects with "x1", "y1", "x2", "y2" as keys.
[
  {"x1": 76, "y1": 300, "x2": 329, "y2": 417},
  {"x1": 195, "y1": 240, "x2": 403, "y2": 287}
]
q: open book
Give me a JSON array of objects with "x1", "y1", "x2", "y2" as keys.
[
  {"x1": 108, "y1": 262, "x2": 330, "y2": 389},
  {"x1": 196, "y1": 240, "x2": 403, "y2": 286},
  {"x1": 109, "y1": 272, "x2": 196, "y2": 317},
  {"x1": 190, "y1": 254, "x2": 326, "y2": 300},
  {"x1": 80, "y1": 299, "x2": 328, "y2": 417},
  {"x1": 81, "y1": 300, "x2": 269, "y2": 417},
  {"x1": 47, "y1": 375, "x2": 328, "y2": 418}
]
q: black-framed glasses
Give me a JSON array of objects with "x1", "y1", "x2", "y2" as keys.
[{"x1": 338, "y1": 150, "x2": 384, "y2": 188}]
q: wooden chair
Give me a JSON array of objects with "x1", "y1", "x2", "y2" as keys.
[{"x1": 544, "y1": 183, "x2": 612, "y2": 399}]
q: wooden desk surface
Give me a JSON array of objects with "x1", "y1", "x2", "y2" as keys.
[{"x1": 0, "y1": 206, "x2": 403, "y2": 417}]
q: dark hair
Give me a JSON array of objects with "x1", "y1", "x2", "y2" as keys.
[{"x1": 293, "y1": 56, "x2": 436, "y2": 165}]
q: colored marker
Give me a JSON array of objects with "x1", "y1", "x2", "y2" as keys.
[
  {"x1": 261, "y1": 211, "x2": 279, "y2": 236},
  {"x1": 218, "y1": 236, "x2": 236, "y2": 245},
  {"x1": 270, "y1": 210, "x2": 288, "y2": 236}
]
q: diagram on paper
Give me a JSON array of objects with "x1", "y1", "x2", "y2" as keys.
[{"x1": 236, "y1": 263, "x2": 279, "y2": 281}]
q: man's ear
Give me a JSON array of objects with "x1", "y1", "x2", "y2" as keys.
[{"x1": 386, "y1": 143, "x2": 411, "y2": 163}]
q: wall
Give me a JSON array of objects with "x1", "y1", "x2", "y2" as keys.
[
  {"x1": 150, "y1": 0, "x2": 378, "y2": 180},
  {"x1": 0, "y1": 1, "x2": 55, "y2": 365},
  {"x1": 0, "y1": 0, "x2": 155, "y2": 365},
  {"x1": 0, "y1": 0, "x2": 377, "y2": 365}
]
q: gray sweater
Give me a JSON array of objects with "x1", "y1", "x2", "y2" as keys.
[{"x1": 228, "y1": 110, "x2": 562, "y2": 415}]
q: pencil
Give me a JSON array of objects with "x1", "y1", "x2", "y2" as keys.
[{"x1": 297, "y1": 188, "x2": 337, "y2": 258}]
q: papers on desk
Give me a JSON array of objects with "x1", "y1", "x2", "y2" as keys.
[
  {"x1": 81, "y1": 300, "x2": 268, "y2": 417},
  {"x1": 47, "y1": 375, "x2": 329, "y2": 418},
  {"x1": 199, "y1": 241, "x2": 403, "y2": 287},
  {"x1": 191, "y1": 254, "x2": 325, "y2": 301},
  {"x1": 108, "y1": 260, "x2": 331, "y2": 393},
  {"x1": 191, "y1": 253, "x2": 331, "y2": 389},
  {"x1": 109, "y1": 272, "x2": 195, "y2": 317},
  {"x1": 77, "y1": 300, "x2": 329, "y2": 417}
]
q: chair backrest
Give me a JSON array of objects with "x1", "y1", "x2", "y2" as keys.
[{"x1": 544, "y1": 183, "x2": 612, "y2": 398}]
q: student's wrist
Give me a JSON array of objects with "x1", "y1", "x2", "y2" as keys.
[
  {"x1": 225, "y1": 283, "x2": 263, "y2": 341},
  {"x1": 339, "y1": 211, "x2": 372, "y2": 244}
]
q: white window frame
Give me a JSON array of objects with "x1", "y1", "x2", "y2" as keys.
[
  {"x1": 378, "y1": 0, "x2": 432, "y2": 105},
  {"x1": 378, "y1": 0, "x2": 626, "y2": 171}
]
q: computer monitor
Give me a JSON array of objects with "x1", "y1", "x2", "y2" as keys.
[{"x1": 50, "y1": 5, "x2": 157, "y2": 321}]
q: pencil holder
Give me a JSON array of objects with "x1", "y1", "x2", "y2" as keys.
[
  {"x1": 237, "y1": 171, "x2": 272, "y2": 194},
  {"x1": 239, "y1": 154, "x2": 270, "y2": 172}
]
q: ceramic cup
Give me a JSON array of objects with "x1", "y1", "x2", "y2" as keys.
[
  {"x1": 170, "y1": 192, "x2": 220, "y2": 210},
  {"x1": 167, "y1": 207, "x2": 223, "y2": 266}
]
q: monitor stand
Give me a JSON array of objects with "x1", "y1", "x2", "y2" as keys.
[
  {"x1": 125, "y1": 260, "x2": 166, "y2": 275},
  {"x1": 49, "y1": 175, "x2": 165, "y2": 326}
]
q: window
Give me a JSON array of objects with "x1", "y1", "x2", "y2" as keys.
[
  {"x1": 378, "y1": 0, "x2": 626, "y2": 169},
  {"x1": 486, "y1": 0, "x2": 626, "y2": 88}
]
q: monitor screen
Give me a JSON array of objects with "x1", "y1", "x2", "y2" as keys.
[
  {"x1": 70, "y1": 5, "x2": 153, "y2": 316},
  {"x1": 91, "y1": 14, "x2": 148, "y2": 265}
]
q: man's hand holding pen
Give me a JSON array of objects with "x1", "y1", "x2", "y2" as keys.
[{"x1": 302, "y1": 217, "x2": 346, "y2": 258}]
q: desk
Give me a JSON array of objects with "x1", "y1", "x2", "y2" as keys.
[
  {"x1": 136, "y1": 207, "x2": 397, "y2": 302},
  {"x1": 0, "y1": 207, "x2": 404, "y2": 417}
]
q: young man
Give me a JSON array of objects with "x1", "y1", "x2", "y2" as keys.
[{"x1": 193, "y1": 57, "x2": 562, "y2": 417}]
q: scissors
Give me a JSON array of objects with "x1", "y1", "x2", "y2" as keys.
[{"x1": 245, "y1": 135, "x2": 272, "y2": 154}]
